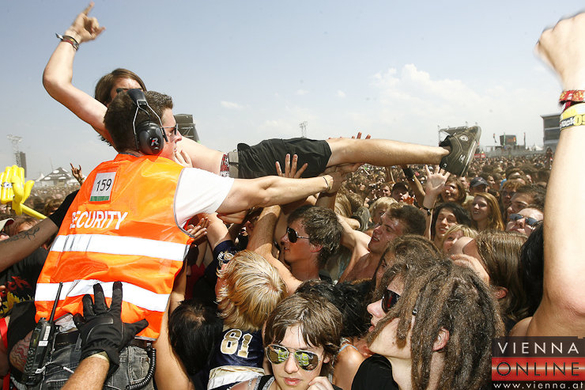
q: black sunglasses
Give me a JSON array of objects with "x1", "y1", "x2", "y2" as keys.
[
  {"x1": 286, "y1": 227, "x2": 310, "y2": 243},
  {"x1": 508, "y1": 213, "x2": 541, "y2": 228},
  {"x1": 382, "y1": 289, "x2": 400, "y2": 313},
  {"x1": 265, "y1": 344, "x2": 320, "y2": 371}
]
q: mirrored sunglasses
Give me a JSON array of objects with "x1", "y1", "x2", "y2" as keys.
[{"x1": 265, "y1": 344, "x2": 320, "y2": 371}]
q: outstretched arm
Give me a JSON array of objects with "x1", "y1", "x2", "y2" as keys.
[
  {"x1": 217, "y1": 172, "x2": 340, "y2": 215},
  {"x1": 526, "y1": 12, "x2": 585, "y2": 336},
  {"x1": 43, "y1": 2, "x2": 109, "y2": 140},
  {"x1": 0, "y1": 189, "x2": 77, "y2": 271},
  {"x1": 0, "y1": 219, "x2": 57, "y2": 271}
]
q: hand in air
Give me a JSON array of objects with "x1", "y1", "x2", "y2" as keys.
[
  {"x1": 66, "y1": 2, "x2": 106, "y2": 44},
  {"x1": 351, "y1": 131, "x2": 371, "y2": 139},
  {"x1": 536, "y1": 12, "x2": 585, "y2": 90},
  {"x1": 70, "y1": 163, "x2": 85, "y2": 184},
  {"x1": 276, "y1": 154, "x2": 308, "y2": 178},
  {"x1": 424, "y1": 165, "x2": 449, "y2": 197}
]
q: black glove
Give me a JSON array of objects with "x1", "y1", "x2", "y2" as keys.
[
  {"x1": 73, "y1": 281, "x2": 148, "y2": 377},
  {"x1": 48, "y1": 190, "x2": 79, "y2": 227}
]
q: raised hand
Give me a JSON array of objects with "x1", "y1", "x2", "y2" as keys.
[
  {"x1": 351, "y1": 131, "x2": 372, "y2": 139},
  {"x1": 424, "y1": 165, "x2": 449, "y2": 197},
  {"x1": 65, "y1": 2, "x2": 106, "y2": 44},
  {"x1": 70, "y1": 163, "x2": 85, "y2": 184},
  {"x1": 276, "y1": 154, "x2": 308, "y2": 178}
]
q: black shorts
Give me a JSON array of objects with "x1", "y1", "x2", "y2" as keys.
[{"x1": 234, "y1": 138, "x2": 332, "y2": 179}]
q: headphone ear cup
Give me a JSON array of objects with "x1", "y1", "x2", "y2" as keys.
[{"x1": 136, "y1": 121, "x2": 165, "y2": 155}]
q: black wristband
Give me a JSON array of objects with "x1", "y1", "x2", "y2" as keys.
[{"x1": 48, "y1": 190, "x2": 78, "y2": 227}]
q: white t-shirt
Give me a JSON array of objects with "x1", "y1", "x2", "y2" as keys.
[{"x1": 174, "y1": 167, "x2": 234, "y2": 226}]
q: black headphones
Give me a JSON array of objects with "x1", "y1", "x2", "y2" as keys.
[{"x1": 127, "y1": 89, "x2": 168, "y2": 155}]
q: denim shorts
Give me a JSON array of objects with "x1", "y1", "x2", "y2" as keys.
[{"x1": 14, "y1": 335, "x2": 154, "y2": 390}]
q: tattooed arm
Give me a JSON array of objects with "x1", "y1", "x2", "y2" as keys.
[
  {"x1": 10, "y1": 330, "x2": 31, "y2": 373},
  {"x1": 0, "y1": 218, "x2": 58, "y2": 272}
]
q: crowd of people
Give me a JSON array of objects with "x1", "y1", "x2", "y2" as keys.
[{"x1": 0, "y1": 3, "x2": 584, "y2": 390}]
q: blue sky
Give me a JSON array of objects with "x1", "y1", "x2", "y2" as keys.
[{"x1": 0, "y1": 1, "x2": 582, "y2": 178}]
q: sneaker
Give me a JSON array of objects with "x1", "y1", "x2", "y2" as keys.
[{"x1": 438, "y1": 126, "x2": 481, "y2": 176}]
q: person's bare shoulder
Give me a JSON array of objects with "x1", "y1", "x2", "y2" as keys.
[{"x1": 508, "y1": 316, "x2": 531, "y2": 336}]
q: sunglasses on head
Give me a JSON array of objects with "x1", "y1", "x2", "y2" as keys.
[
  {"x1": 116, "y1": 87, "x2": 144, "y2": 95},
  {"x1": 286, "y1": 227, "x2": 310, "y2": 243},
  {"x1": 265, "y1": 344, "x2": 320, "y2": 371},
  {"x1": 382, "y1": 289, "x2": 400, "y2": 313},
  {"x1": 508, "y1": 213, "x2": 541, "y2": 227}
]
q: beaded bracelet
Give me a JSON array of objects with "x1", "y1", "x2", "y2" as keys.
[{"x1": 55, "y1": 33, "x2": 79, "y2": 51}]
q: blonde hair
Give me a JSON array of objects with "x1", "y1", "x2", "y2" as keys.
[
  {"x1": 472, "y1": 193, "x2": 505, "y2": 231},
  {"x1": 217, "y1": 250, "x2": 286, "y2": 332},
  {"x1": 368, "y1": 197, "x2": 397, "y2": 220},
  {"x1": 439, "y1": 224, "x2": 478, "y2": 249}
]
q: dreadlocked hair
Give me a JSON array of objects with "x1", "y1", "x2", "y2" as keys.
[{"x1": 369, "y1": 260, "x2": 505, "y2": 390}]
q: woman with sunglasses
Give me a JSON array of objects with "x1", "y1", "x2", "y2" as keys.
[
  {"x1": 365, "y1": 259, "x2": 504, "y2": 390},
  {"x1": 232, "y1": 293, "x2": 342, "y2": 390}
]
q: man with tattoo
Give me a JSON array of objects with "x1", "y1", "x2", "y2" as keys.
[{"x1": 0, "y1": 192, "x2": 77, "y2": 384}]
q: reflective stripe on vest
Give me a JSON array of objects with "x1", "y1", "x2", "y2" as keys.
[
  {"x1": 35, "y1": 280, "x2": 170, "y2": 314},
  {"x1": 51, "y1": 234, "x2": 188, "y2": 261}
]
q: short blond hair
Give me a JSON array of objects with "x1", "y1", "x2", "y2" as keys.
[
  {"x1": 439, "y1": 224, "x2": 478, "y2": 249},
  {"x1": 368, "y1": 197, "x2": 397, "y2": 218},
  {"x1": 216, "y1": 250, "x2": 286, "y2": 332}
]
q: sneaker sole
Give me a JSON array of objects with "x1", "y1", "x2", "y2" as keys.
[{"x1": 458, "y1": 127, "x2": 481, "y2": 176}]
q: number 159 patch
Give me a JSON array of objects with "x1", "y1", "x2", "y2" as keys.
[{"x1": 90, "y1": 172, "x2": 116, "y2": 202}]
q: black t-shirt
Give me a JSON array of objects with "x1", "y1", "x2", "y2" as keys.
[
  {"x1": 0, "y1": 247, "x2": 47, "y2": 317},
  {"x1": 351, "y1": 354, "x2": 398, "y2": 390}
]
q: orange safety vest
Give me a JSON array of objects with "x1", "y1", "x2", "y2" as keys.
[{"x1": 35, "y1": 154, "x2": 192, "y2": 339}]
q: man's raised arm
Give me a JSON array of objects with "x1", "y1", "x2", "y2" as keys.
[{"x1": 524, "y1": 12, "x2": 585, "y2": 336}]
